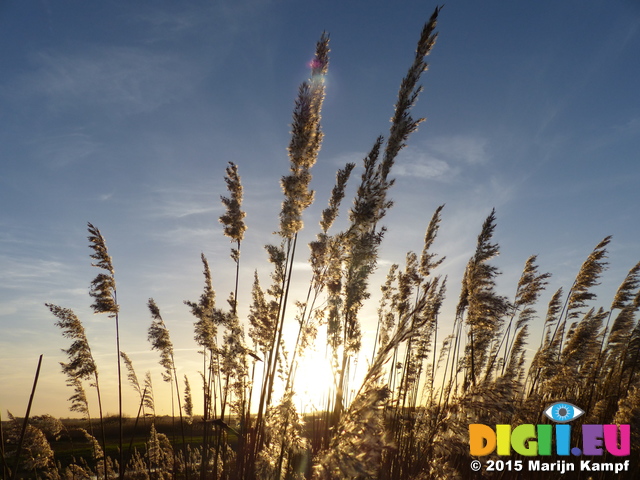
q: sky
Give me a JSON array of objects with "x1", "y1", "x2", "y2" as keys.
[{"x1": 1, "y1": 0, "x2": 640, "y2": 419}]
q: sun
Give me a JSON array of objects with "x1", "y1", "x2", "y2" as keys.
[{"x1": 289, "y1": 349, "x2": 336, "y2": 413}]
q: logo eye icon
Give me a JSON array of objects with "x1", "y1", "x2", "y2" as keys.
[{"x1": 544, "y1": 402, "x2": 584, "y2": 423}]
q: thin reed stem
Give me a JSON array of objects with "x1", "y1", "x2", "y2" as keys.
[{"x1": 10, "y1": 355, "x2": 42, "y2": 480}]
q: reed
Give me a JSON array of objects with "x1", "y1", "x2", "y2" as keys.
[{"x1": 29, "y1": 6, "x2": 640, "y2": 480}]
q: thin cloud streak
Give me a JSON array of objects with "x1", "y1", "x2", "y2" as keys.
[
  {"x1": 30, "y1": 130, "x2": 101, "y2": 168},
  {"x1": 428, "y1": 135, "x2": 489, "y2": 165},
  {"x1": 0, "y1": 255, "x2": 71, "y2": 287},
  {"x1": 394, "y1": 153, "x2": 456, "y2": 180},
  {"x1": 6, "y1": 46, "x2": 200, "y2": 116}
]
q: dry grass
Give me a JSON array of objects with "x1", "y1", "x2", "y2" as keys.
[{"x1": 3, "y1": 6, "x2": 639, "y2": 480}]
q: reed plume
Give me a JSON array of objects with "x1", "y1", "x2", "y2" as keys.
[
  {"x1": 487, "y1": 255, "x2": 550, "y2": 380},
  {"x1": 143, "y1": 371, "x2": 156, "y2": 417},
  {"x1": 48, "y1": 303, "x2": 109, "y2": 477},
  {"x1": 183, "y1": 375, "x2": 194, "y2": 423},
  {"x1": 87, "y1": 222, "x2": 124, "y2": 479},
  {"x1": 315, "y1": 266, "x2": 437, "y2": 479},
  {"x1": 87, "y1": 223, "x2": 118, "y2": 317},
  {"x1": 279, "y1": 33, "x2": 329, "y2": 239},
  {"x1": 4, "y1": 413, "x2": 55, "y2": 475},
  {"x1": 147, "y1": 298, "x2": 190, "y2": 477},
  {"x1": 458, "y1": 209, "x2": 510, "y2": 389},
  {"x1": 66, "y1": 376, "x2": 91, "y2": 420},
  {"x1": 120, "y1": 352, "x2": 141, "y2": 398},
  {"x1": 48, "y1": 304, "x2": 98, "y2": 381},
  {"x1": 147, "y1": 299, "x2": 176, "y2": 383},
  {"x1": 184, "y1": 254, "x2": 220, "y2": 479},
  {"x1": 251, "y1": 36, "x2": 332, "y2": 460},
  {"x1": 325, "y1": 7, "x2": 441, "y2": 425},
  {"x1": 220, "y1": 161, "x2": 247, "y2": 315},
  {"x1": 219, "y1": 161, "x2": 247, "y2": 250}
]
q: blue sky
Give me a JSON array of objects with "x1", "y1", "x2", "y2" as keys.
[{"x1": 1, "y1": 0, "x2": 640, "y2": 418}]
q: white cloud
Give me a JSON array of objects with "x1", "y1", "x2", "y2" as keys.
[
  {"x1": 429, "y1": 135, "x2": 489, "y2": 165},
  {"x1": 391, "y1": 134, "x2": 490, "y2": 182},
  {"x1": 395, "y1": 154, "x2": 456, "y2": 180}
]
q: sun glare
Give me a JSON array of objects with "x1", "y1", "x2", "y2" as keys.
[{"x1": 290, "y1": 349, "x2": 336, "y2": 413}]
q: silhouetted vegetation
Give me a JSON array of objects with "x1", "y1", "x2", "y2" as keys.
[{"x1": 2, "y1": 6, "x2": 638, "y2": 479}]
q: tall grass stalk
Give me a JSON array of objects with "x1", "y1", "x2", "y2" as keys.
[
  {"x1": 251, "y1": 32, "x2": 330, "y2": 466},
  {"x1": 147, "y1": 298, "x2": 190, "y2": 479},
  {"x1": 87, "y1": 222, "x2": 124, "y2": 479},
  {"x1": 220, "y1": 161, "x2": 247, "y2": 316},
  {"x1": 9, "y1": 355, "x2": 42, "y2": 480},
  {"x1": 0, "y1": 411, "x2": 7, "y2": 480},
  {"x1": 47, "y1": 303, "x2": 108, "y2": 479}
]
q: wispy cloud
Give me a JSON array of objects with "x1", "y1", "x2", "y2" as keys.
[
  {"x1": 617, "y1": 116, "x2": 640, "y2": 135},
  {"x1": 393, "y1": 134, "x2": 489, "y2": 181},
  {"x1": 30, "y1": 130, "x2": 100, "y2": 168},
  {"x1": 152, "y1": 199, "x2": 218, "y2": 219},
  {"x1": 135, "y1": 9, "x2": 207, "y2": 36},
  {"x1": 6, "y1": 45, "x2": 200, "y2": 116},
  {"x1": 0, "y1": 255, "x2": 68, "y2": 288},
  {"x1": 328, "y1": 151, "x2": 367, "y2": 168},
  {"x1": 428, "y1": 135, "x2": 489, "y2": 165},
  {"x1": 142, "y1": 184, "x2": 221, "y2": 219},
  {"x1": 134, "y1": 0, "x2": 276, "y2": 38},
  {"x1": 151, "y1": 226, "x2": 218, "y2": 246},
  {"x1": 394, "y1": 151, "x2": 456, "y2": 180}
]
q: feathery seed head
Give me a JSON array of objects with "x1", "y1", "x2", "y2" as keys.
[
  {"x1": 320, "y1": 163, "x2": 355, "y2": 233},
  {"x1": 48, "y1": 303, "x2": 97, "y2": 380},
  {"x1": 515, "y1": 255, "x2": 551, "y2": 309},
  {"x1": 65, "y1": 376, "x2": 91, "y2": 417},
  {"x1": 611, "y1": 260, "x2": 640, "y2": 311},
  {"x1": 380, "y1": 7, "x2": 440, "y2": 183},
  {"x1": 87, "y1": 222, "x2": 118, "y2": 316},
  {"x1": 143, "y1": 371, "x2": 155, "y2": 414},
  {"x1": 186, "y1": 253, "x2": 218, "y2": 351},
  {"x1": 120, "y1": 351, "x2": 141, "y2": 396},
  {"x1": 567, "y1": 236, "x2": 611, "y2": 318},
  {"x1": 87, "y1": 222, "x2": 114, "y2": 274},
  {"x1": 420, "y1": 204, "x2": 445, "y2": 277},
  {"x1": 147, "y1": 298, "x2": 175, "y2": 382},
  {"x1": 219, "y1": 162, "x2": 247, "y2": 246},
  {"x1": 279, "y1": 33, "x2": 330, "y2": 238}
]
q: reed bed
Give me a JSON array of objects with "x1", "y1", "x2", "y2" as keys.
[{"x1": 2, "y1": 6, "x2": 639, "y2": 480}]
